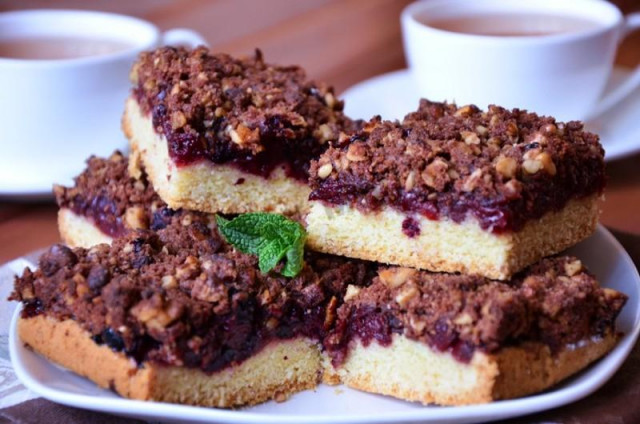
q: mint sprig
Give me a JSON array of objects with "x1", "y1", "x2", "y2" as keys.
[{"x1": 216, "y1": 213, "x2": 306, "y2": 277}]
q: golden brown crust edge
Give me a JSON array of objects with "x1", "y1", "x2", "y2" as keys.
[
  {"x1": 18, "y1": 314, "x2": 321, "y2": 408},
  {"x1": 306, "y1": 194, "x2": 599, "y2": 280},
  {"x1": 330, "y1": 332, "x2": 618, "y2": 406},
  {"x1": 122, "y1": 97, "x2": 311, "y2": 215}
]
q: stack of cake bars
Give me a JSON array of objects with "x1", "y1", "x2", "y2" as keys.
[{"x1": 11, "y1": 46, "x2": 627, "y2": 408}]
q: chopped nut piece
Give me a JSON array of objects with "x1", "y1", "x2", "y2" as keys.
[
  {"x1": 422, "y1": 157, "x2": 449, "y2": 190},
  {"x1": 537, "y1": 152, "x2": 557, "y2": 175},
  {"x1": 378, "y1": 267, "x2": 416, "y2": 289},
  {"x1": 346, "y1": 144, "x2": 366, "y2": 162},
  {"x1": 404, "y1": 171, "x2": 416, "y2": 191},
  {"x1": 344, "y1": 285, "x2": 361, "y2": 302},
  {"x1": 226, "y1": 124, "x2": 260, "y2": 150},
  {"x1": 324, "y1": 92, "x2": 337, "y2": 108},
  {"x1": 462, "y1": 168, "x2": 483, "y2": 192},
  {"x1": 454, "y1": 313, "x2": 473, "y2": 326},
  {"x1": 564, "y1": 260, "x2": 583, "y2": 277},
  {"x1": 317, "y1": 163, "x2": 333, "y2": 179},
  {"x1": 176, "y1": 256, "x2": 199, "y2": 279},
  {"x1": 455, "y1": 105, "x2": 474, "y2": 117},
  {"x1": 170, "y1": 111, "x2": 187, "y2": 129},
  {"x1": 395, "y1": 284, "x2": 418, "y2": 307},
  {"x1": 523, "y1": 150, "x2": 556, "y2": 175},
  {"x1": 506, "y1": 122, "x2": 519, "y2": 138},
  {"x1": 409, "y1": 316, "x2": 426, "y2": 333},
  {"x1": 476, "y1": 125, "x2": 489, "y2": 136},
  {"x1": 161, "y1": 275, "x2": 178, "y2": 289},
  {"x1": 315, "y1": 123, "x2": 333, "y2": 144},
  {"x1": 523, "y1": 158, "x2": 543, "y2": 174},
  {"x1": 461, "y1": 130, "x2": 480, "y2": 145},
  {"x1": 125, "y1": 206, "x2": 147, "y2": 230},
  {"x1": 495, "y1": 156, "x2": 517, "y2": 178},
  {"x1": 181, "y1": 214, "x2": 193, "y2": 226}
]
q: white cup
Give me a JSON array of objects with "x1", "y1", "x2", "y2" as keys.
[
  {"x1": 0, "y1": 10, "x2": 206, "y2": 195},
  {"x1": 401, "y1": 0, "x2": 640, "y2": 122}
]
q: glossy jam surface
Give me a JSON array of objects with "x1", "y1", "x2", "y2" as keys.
[
  {"x1": 67, "y1": 194, "x2": 127, "y2": 238},
  {"x1": 327, "y1": 306, "x2": 475, "y2": 367}
]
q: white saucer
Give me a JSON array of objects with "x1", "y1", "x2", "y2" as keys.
[
  {"x1": 0, "y1": 136, "x2": 128, "y2": 200},
  {"x1": 341, "y1": 67, "x2": 640, "y2": 162},
  {"x1": 9, "y1": 226, "x2": 640, "y2": 424}
]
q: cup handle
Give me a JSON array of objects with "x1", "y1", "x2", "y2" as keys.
[
  {"x1": 160, "y1": 28, "x2": 209, "y2": 48},
  {"x1": 585, "y1": 13, "x2": 640, "y2": 121}
]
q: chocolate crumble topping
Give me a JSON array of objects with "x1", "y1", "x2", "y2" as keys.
[
  {"x1": 11, "y1": 226, "x2": 374, "y2": 373},
  {"x1": 131, "y1": 46, "x2": 360, "y2": 181},
  {"x1": 309, "y1": 99, "x2": 605, "y2": 233},
  {"x1": 324, "y1": 257, "x2": 626, "y2": 366}
]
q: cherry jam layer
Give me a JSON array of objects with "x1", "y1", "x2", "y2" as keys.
[
  {"x1": 310, "y1": 162, "x2": 604, "y2": 234},
  {"x1": 135, "y1": 91, "x2": 325, "y2": 182},
  {"x1": 91, "y1": 300, "x2": 327, "y2": 374},
  {"x1": 66, "y1": 195, "x2": 127, "y2": 238},
  {"x1": 324, "y1": 305, "x2": 475, "y2": 367}
]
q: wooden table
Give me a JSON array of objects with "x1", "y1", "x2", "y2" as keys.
[{"x1": 1, "y1": 0, "x2": 639, "y2": 264}]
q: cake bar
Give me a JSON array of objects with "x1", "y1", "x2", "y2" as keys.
[
  {"x1": 11, "y1": 225, "x2": 372, "y2": 407},
  {"x1": 307, "y1": 100, "x2": 605, "y2": 279},
  {"x1": 12, "y1": 240, "x2": 625, "y2": 406},
  {"x1": 54, "y1": 151, "x2": 162, "y2": 247},
  {"x1": 123, "y1": 46, "x2": 359, "y2": 215},
  {"x1": 324, "y1": 259, "x2": 626, "y2": 405}
]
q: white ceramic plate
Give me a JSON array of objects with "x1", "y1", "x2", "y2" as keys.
[
  {"x1": 9, "y1": 226, "x2": 640, "y2": 424},
  {"x1": 341, "y1": 67, "x2": 640, "y2": 162}
]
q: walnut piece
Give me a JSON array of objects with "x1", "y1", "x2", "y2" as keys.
[
  {"x1": 343, "y1": 284, "x2": 361, "y2": 302},
  {"x1": 378, "y1": 267, "x2": 416, "y2": 289},
  {"x1": 317, "y1": 163, "x2": 333, "y2": 179},
  {"x1": 495, "y1": 155, "x2": 517, "y2": 178},
  {"x1": 125, "y1": 206, "x2": 148, "y2": 230}
]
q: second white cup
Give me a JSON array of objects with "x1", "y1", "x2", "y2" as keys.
[{"x1": 401, "y1": 0, "x2": 640, "y2": 122}]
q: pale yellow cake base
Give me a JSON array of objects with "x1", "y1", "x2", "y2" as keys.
[
  {"x1": 122, "y1": 98, "x2": 311, "y2": 215},
  {"x1": 327, "y1": 332, "x2": 617, "y2": 406},
  {"x1": 306, "y1": 195, "x2": 599, "y2": 280},
  {"x1": 58, "y1": 208, "x2": 113, "y2": 248},
  {"x1": 18, "y1": 315, "x2": 321, "y2": 408}
]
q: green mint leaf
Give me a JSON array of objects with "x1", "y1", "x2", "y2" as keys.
[
  {"x1": 216, "y1": 213, "x2": 307, "y2": 277},
  {"x1": 282, "y1": 236, "x2": 305, "y2": 277}
]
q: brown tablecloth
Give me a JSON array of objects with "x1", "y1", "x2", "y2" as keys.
[{"x1": 2, "y1": 229, "x2": 639, "y2": 424}]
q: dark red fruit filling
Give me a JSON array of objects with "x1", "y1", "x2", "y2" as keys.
[
  {"x1": 148, "y1": 95, "x2": 324, "y2": 182},
  {"x1": 310, "y1": 159, "x2": 604, "y2": 233},
  {"x1": 325, "y1": 306, "x2": 476, "y2": 367},
  {"x1": 66, "y1": 194, "x2": 127, "y2": 238},
  {"x1": 402, "y1": 217, "x2": 421, "y2": 238}
]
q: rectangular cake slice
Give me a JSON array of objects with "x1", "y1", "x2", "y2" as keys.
[
  {"x1": 55, "y1": 151, "x2": 306, "y2": 249},
  {"x1": 323, "y1": 259, "x2": 626, "y2": 405},
  {"x1": 123, "y1": 47, "x2": 359, "y2": 215},
  {"x1": 11, "y1": 223, "x2": 372, "y2": 407},
  {"x1": 54, "y1": 151, "x2": 162, "y2": 247},
  {"x1": 307, "y1": 100, "x2": 605, "y2": 279}
]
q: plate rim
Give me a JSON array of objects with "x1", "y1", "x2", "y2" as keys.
[{"x1": 9, "y1": 225, "x2": 640, "y2": 424}]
